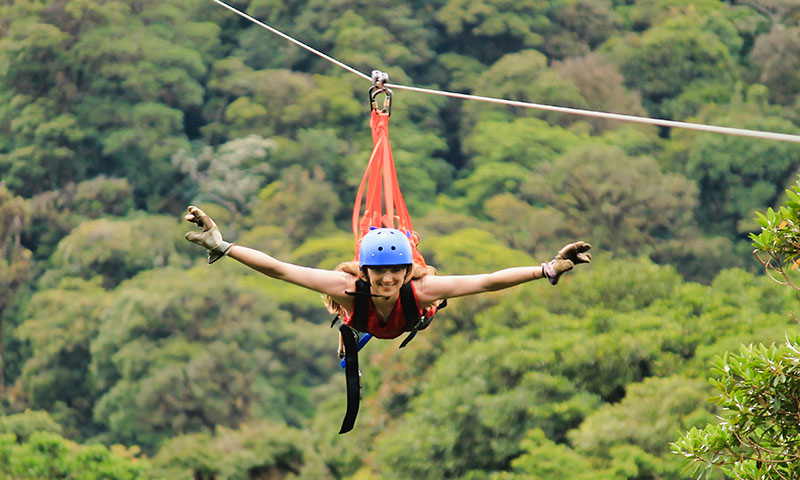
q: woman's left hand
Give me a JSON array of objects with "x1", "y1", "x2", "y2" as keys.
[{"x1": 542, "y1": 241, "x2": 592, "y2": 285}]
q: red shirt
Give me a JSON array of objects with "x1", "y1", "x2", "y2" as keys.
[{"x1": 342, "y1": 282, "x2": 423, "y2": 339}]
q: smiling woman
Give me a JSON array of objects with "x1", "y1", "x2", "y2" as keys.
[
  {"x1": 324, "y1": 228, "x2": 438, "y2": 342},
  {"x1": 184, "y1": 204, "x2": 591, "y2": 433}
]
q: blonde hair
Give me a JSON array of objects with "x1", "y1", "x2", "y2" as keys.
[{"x1": 324, "y1": 261, "x2": 436, "y2": 317}]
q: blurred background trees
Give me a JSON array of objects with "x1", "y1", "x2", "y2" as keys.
[{"x1": 2, "y1": 0, "x2": 800, "y2": 478}]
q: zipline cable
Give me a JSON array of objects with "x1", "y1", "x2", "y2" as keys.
[
  {"x1": 210, "y1": 0, "x2": 370, "y2": 82},
  {"x1": 210, "y1": 0, "x2": 800, "y2": 145},
  {"x1": 384, "y1": 84, "x2": 800, "y2": 144}
]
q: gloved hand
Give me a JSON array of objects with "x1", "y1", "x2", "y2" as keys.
[
  {"x1": 184, "y1": 205, "x2": 234, "y2": 264},
  {"x1": 541, "y1": 241, "x2": 592, "y2": 285}
]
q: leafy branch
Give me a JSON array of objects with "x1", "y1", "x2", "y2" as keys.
[
  {"x1": 750, "y1": 177, "x2": 800, "y2": 290},
  {"x1": 672, "y1": 336, "x2": 800, "y2": 479}
]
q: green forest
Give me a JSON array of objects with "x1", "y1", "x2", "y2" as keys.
[{"x1": 2, "y1": 0, "x2": 800, "y2": 478}]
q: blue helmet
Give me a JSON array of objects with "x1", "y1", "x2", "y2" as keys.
[{"x1": 359, "y1": 228, "x2": 413, "y2": 267}]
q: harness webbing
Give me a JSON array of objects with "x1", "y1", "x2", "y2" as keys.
[
  {"x1": 347, "y1": 279, "x2": 421, "y2": 333},
  {"x1": 337, "y1": 279, "x2": 439, "y2": 433},
  {"x1": 352, "y1": 110, "x2": 426, "y2": 267},
  {"x1": 338, "y1": 324, "x2": 361, "y2": 434}
]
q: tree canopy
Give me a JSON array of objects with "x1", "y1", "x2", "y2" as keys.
[{"x1": 2, "y1": 0, "x2": 800, "y2": 479}]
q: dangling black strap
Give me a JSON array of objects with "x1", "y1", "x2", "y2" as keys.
[
  {"x1": 339, "y1": 324, "x2": 361, "y2": 434},
  {"x1": 398, "y1": 329, "x2": 418, "y2": 349},
  {"x1": 337, "y1": 278, "x2": 447, "y2": 431}
]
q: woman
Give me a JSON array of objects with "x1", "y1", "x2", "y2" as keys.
[{"x1": 184, "y1": 205, "x2": 592, "y2": 341}]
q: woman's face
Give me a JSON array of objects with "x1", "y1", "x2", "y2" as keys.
[{"x1": 366, "y1": 266, "x2": 408, "y2": 297}]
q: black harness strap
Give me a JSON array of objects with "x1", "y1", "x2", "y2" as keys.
[
  {"x1": 337, "y1": 280, "x2": 371, "y2": 434},
  {"x1": 337, "y1": 277, "x2": 446, "y2": 433},
  {"x1": 398, "y1": 297, "x2": 447, "y2": 349},
  {"x1": 398, "y1": 283, "x2": 417, "y2": 321},
  {"x1": 338, "y1": 324, "x2": 361, "y2": 434},
  {"x1": 398, "y1": 282, "x2": 423, "y2": 348},
  {"x1": 348, "y1": 280, "x2": 373, "y2": 332}
]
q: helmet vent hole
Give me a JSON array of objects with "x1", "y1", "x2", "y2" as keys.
[
  {"x1": 391, "y1": 246, "x2": 396, "y2": 250},
  {"x1": 377, "y1": 246, "x2": 383, "y2": 251}
]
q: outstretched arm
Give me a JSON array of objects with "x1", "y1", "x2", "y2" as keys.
[
  {"x1": 184, "y1": 206, "x2": 354, "y2": 302},
  {"x1": 226, "y1": 245, "x2": 353, "y2": 297},
  {"x1": 414, "y1": 242, "x2": 591, "y2": 306},
  {"x1": 415, "y1": 266, "x2": 544, "y2": 304}
]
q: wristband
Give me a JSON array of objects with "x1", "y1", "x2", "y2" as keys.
[
  {"x1": 208, "y1": 241, "x2": 235, "y2": 264},
  {"x1": 541, "y1": 261, "x2": 558, "y2": 285}
]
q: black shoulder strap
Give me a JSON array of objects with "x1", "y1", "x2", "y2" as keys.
[
  {"x1": 398, "y1": 282, "x2": 425, "y2": 349},
  {"x1": 349, "y1": 279, "x2": 372, "y2": 332},
  {"x1": 399, "y1": 282, "x2": 420, "y2": 331}
]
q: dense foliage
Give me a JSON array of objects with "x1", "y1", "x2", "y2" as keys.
[
  {"x1": 2, "y1": 0, "x2": 800, "y2": 478},
  {"x1": 673, "y1": 158, "x2": 800, "y2": 479},
  {"x1": 673, "y1": 337, "x2": 800, "y2": 479}
]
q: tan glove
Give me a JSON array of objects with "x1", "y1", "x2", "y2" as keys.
[
  {"x1": 542, "y1": 241, "x2": 592, "y2": 285},
  {"x1": 184, "y1": 206, "x2": 234, "y2": 264}
]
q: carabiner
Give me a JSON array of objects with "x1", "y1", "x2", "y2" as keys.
[
  {"x1": 369, "y1": 86, "x2": 392, "y2": 116},
  {"x1": 369, "y1": 70, "x2": 392, "y2": 115}
]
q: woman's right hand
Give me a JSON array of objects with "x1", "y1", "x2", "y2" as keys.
[{"x1": 184, "y1": 206, "x2": 234, "y2": 263}]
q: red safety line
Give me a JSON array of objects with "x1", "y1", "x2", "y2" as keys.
[{"x1": 353, "y1": 111, "x2": 426, "y2": 266}]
